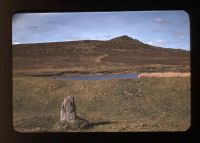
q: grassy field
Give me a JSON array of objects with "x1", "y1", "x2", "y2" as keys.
[
  {"x1": 13, "y1": 64, "x2": 190, "y2": 77},
  {"x1": 12, "y1": 36, "x2": 191, "y2": 132},
  {"x1": 13, "y1": 76, "x2": 191, "y2": 132}
]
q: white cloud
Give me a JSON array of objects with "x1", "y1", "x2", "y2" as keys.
[
  {"x1": 158, "y1": 29, "x2": 186, "y2": 38},
  {"x1": 13, "y1": 42, "x2": 20, "y2": 45},
  {"x1": 147, "y1": 41, "x2": 154, "y2": 45},
  {"x1": 156, "y1": 39, "x2": 166, "y2": 43},
  {"x1": 172, "y1": 32, "x2": 185, "y2": 39},
  {"x1": 155, "y1": 17, "x2": 164, "y2": 23},
  {"x1": 147, "y1": 39, "x2": 167, "y2": 47},
  {"x1": 154, "y1": 17, "x2": 170, "y2": 24}
]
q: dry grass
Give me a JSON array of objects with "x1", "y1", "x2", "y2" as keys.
[
  {"x1": 139, "y1": 72, "x2": 190, "y2": 78},
  {"x1": 13, "y1": 76, "x2": 191, "y2": 132}
]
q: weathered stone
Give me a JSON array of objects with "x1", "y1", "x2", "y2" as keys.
[
  {"x1": 54, "y1": 96, "x2": 89, "y2": 131},
  {"x1": 60, "y1": 96, "x2": 77, "y2": 123}
]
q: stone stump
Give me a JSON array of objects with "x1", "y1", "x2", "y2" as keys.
[
  {"x1": 60, "y1": 96, "x2": 77, "y2": 123},
  {"x1": 54, "y1": 96, "x2": 89, "y2": 131}
]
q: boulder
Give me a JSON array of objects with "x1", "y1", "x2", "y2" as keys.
[{"x1": 54, "y1": 96, "x2": 89, "y2": 131}]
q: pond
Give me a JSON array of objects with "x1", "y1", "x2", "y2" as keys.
[{"x1": 53, "y1": 73, "x2": 138, "y2": 80}]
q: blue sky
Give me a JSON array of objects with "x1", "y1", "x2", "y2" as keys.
[{"x1": 12, "y1": 11, "x2": 190, "y2": 50}]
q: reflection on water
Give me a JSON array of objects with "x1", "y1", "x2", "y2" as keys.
[{"x1": 53, "y1": 73, "x2": 138, "y2": 80}]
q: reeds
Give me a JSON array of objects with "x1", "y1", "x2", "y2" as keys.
[{"x1": 139, "y1": 72, "x2": 190, "y2": 78}]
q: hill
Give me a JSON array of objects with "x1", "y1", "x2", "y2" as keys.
[
  {"x1": 12, "y1": 35, "x2": 191, "y2": 132},
  {"x1": 13, "y1": 35, "x2": 190, "y2": 74}
]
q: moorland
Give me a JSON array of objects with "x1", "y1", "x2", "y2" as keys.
[{"x1": 13, "y1": 35, "x2": 190, "y2": 132}]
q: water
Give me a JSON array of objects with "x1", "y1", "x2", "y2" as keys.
[{"x1": 53, "y1": 73, "x2": 138, "y2": 80}]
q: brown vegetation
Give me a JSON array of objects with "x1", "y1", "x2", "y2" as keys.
[
  {"x1": 13, "y1": 77, "x2": 191, "y2": 132},
  {"x1": 139, "y1": 72, "x2": 191, "y2": 78},
  {"x1": 13, "y1": 35, "x2": 190, "y2": 73},
  {"x1": 12, "y1": 35, "x2": 191, "y2": 132}
]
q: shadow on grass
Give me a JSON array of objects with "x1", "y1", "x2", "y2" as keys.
[{"x1": 85, "y1": 121, "x2": 116, "y2": 129}]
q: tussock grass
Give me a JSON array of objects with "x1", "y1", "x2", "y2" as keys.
[
  {"x1": 139, "y1": 72, "x2": 190, "y2": 78},
  {"x1": 13, "y1": 76, "x2": 191, "y2": 132},
  {"x1": 13, "y1": 64, "x2": 190, "y2": 76}
]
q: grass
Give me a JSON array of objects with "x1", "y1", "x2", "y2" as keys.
[
  {"x1": 13, "y1": 76, "x2": 191, "y2": 132},
  {"x1": 12, "y1": 37, "x2": 191, "y2": 132},
  {"x1": 139, "y1": 72, "x2": 190, "y2": 78},
  {"x1": 13, "y1": 64, "x2": 190, "y2": 77}
]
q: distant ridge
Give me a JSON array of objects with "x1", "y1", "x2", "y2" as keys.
[
  {"x1": 13, "y1": 35, "x2": 187, "y2": 51},
  {"x1": 13, "y1": 35, "x2": 190, "y2": 71},
  {"x1": 110, "y1": 35, "x2": 144, "y2": 43},
  {"x1": 13, "y1": 35, "x2": 188, "y2": 52},
  {"x1": 110, "y1": 35, "x2": 134, "y2": 41}
]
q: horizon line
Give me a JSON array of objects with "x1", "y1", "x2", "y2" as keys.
[{"x1": 12, "y1": 35, "x2": 190, "y2": 51}]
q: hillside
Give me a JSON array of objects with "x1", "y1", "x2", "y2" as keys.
[
  {"x1": 12, "y1": 35, "x2": 190, "y2": 74},
  {"x1": 13, "y1": 36, "x2": 191, "y2": 132}
]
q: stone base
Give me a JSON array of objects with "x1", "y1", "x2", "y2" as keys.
[{"x1": 54, "y1": 116, "x2": 89, "y2": 131}]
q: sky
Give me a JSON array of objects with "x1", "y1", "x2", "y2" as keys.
[{"x1": 12, "y1": 11, "x2": 190, "y2": 50}]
